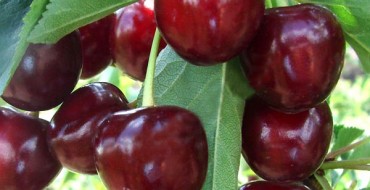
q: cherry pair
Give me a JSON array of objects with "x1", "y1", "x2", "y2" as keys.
[
  {"x1": 239, "y1": 4, "x2": 343, "y2": 188},
  {"x1": 48, "y1": 82, "x2": 208, "y2": 190}
]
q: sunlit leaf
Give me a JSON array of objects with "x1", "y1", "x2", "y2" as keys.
[
  {"x1": 28, "y1": 0, "x2": 136, "y2": 44},
  {"x1": 332, "y1": 126, "x2": 364, "y2": 151}
]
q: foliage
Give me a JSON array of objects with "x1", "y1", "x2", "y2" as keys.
[
  {"x1": 28, "y1": 0, "x2": 136, "y2": 44},
  {"x1": 0, "y1": 0, "x2": 45, "y2": 94}
]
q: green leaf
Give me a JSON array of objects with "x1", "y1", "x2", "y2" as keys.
[
  {"x1": 349, "y1": 139, "x2": 370, "y2": 159},
  {"x1": 297, "y1": 0, "x2": 370, "y2": 72},
  {"x1": 28, "y1": 0, "x2": 136, "y2": 44},
  {"x1": 0, "y1": 0, "x2": 48, "y2": 94},
  {"x1": 333, "y1": 124, "x2": 345, "y2": 139},
  {"x1": 332, "y1": 126, "x2": 364, "y2": 151},
  {"x1": 139, "y1": 47, "x2": 253, "y2": 189},
  {"x1": 266, "y1": 0, "x2": 297, "y2": 8}
]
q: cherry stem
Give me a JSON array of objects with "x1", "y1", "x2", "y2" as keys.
[
  {"x1": 314, "y1": 173, "x2": 333, "y2": 190},
  {"x1": 128, "y1": 99, "x2": 138, "y2": 109},
  {"x1": 321, "y1": 158, "x2": 370, "y2": 170},
  {"x1": 303, "y1": 175, "x2": 324, "y2": 190},
  {"x1": 326, "y1": 137, "x2": 370, "y2": 160},
  {"x1": 142, "y1": 28, "x2": 161, "y2": 107},
  {"x1": 25, "y1": 111, "x2": 39, "y2": 118}
]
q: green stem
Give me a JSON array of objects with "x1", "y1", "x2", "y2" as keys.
[
  {"x1": 321, "y1": 158, "x2": 370, "y2": 170},
  {"x1": 142, "y1": 28, "x2": 161, "y2": 107},
  {"x1": 326, "y1": 137, "x2": 370, "y2": 160},
  {"x1": 303, "y1": 175, "x2": 324, "y2": 190},
  {"x1": 128, "y1": 99, "x2": 138, "y2": 109},
  {"x1": 25, "y1": 111, "x2": 39, "y2": 118},
  {"x1": 322, "y1": 164, "x2": 370, "y2": 171},
  {"x1": 314, "y1": 173, "x2": 333, "y2": 190}
]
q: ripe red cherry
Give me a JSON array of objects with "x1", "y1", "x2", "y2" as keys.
[
  {"x1": 2, "y1": 31, "x2": 82, "y2": 111},
  {"x1": 241, "y1": 4, "x2": 345, "y2": 113},
  {"x1": 155, "y1": 0, "x2": 264, "y2": 65},
  {"x1": 79, "y1": 15, "x2": 115, "y2": 79},
  {"x1": 240, "y1": 181, "x2": 310, "y2": 190},
  {"x1": 113, "y1": 0, "x2": 166, "y2": 81},
  {"x1": 242, "y1": 96, "x2": 332, "y2": 182},
  {"x1": 95, "y1": 106, "x2": 208, "y2": 190},
  {"x1": 0, "y1": 107, "x2": 61, "y2": 190},
  {"x1": 48, "y1": 82, "x2": 129, "y2": 174}
]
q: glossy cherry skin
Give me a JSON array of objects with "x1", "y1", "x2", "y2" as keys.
[
  {"x1": 95, "y1": 106, "x2": 208, "y2": 190},
  {"x1": 113, "y1": 1, "x2": 166, "y2": 81},
  {"x1": 242, "y1": 4, "x2": 345, "y2": 113},
  {"x1": 48, "y1": 82, "x2": 129, "y2": 174},
  {"x1": 0, "y1": 107, "x2": 61, "y2": 190},
  {"x1": 240, "y1": 181, "x2": 310, "y2": 190},
  {"x1": 155, "y1": 0, "x2": 264, "y2": 65},
  {"x1": 79, "y1": 14, "x2": 115, "y2": 79},
  {"x1": 242, "y1": 96, "x2": 333, "y2": 182},
  {"x1": 2, "y1": 31, "x2": 82, "y2": 111}
]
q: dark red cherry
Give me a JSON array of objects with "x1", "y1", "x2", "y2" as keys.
[
  {"x1": 242, "y1": 96, "x2": 332, "y2": 182},
  {"x1": 48, "y1": 82, "x2": 129, "y2": 174},
  {"x1": 242, "y1": 4, "x2": 345, "y2": 113},
  {"x1": 0, "y1": 107, "x2": 61, "y2": 190},
  {"x1": 113, "y1": 0, "x2": 166, "y2": 81},
  {"x1": 2, "y1": 31, "x2": 82, "y2": 111},
  {"x1": 240, "y1": 181, "x2": 310, "y2": 190},
  {"x1": 95, "y1": 106, "x2": 208, "y2": 190},
  {"x1": 155, "y1": 0, "x2": 264, "y2": 65},
  {"x1": 79, "y1": 14, "x2": 115, "y2": 79}
]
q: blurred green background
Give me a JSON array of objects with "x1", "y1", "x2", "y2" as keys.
[{"x1": 1, "y1": 44, "x2": 369, "y2": 190}]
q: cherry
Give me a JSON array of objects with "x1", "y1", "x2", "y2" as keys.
[
  {"x1": 242, "y1": 96, "x2": 332, "y2": 182},
  {"x1": 2, "y1": 31, "x2": 82, "y2": 111},
  {"x1": 48, "y1": 82, "x2": 129, "y2": 174},
  {"x1": 95, "y1": 106, "x2": 208, "y2": 190},
  {"x1": 79, "y1": 14, "x2": 115, "y2": 79},
  {"x1": 113, "y1": 0, "x2": 166, "y2": 81},
  {"x1": 240, "y1": 180, "x2": 310, "y2": 190},
  {"x1": 154, "y1": 0, "x2": 264, "y2": 65},
  {"x1": 0, "y1": 107, "x2": 61, "y2": 190},
  {"x1": 241, "y1": 4, "x2": 345, "y2": 113}
]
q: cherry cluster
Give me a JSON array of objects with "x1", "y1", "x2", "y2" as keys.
[
  {"x1": 0, "y1": 1, "x2": 207, "y2": 190},
  {"x1": 154, "y1": 1, "x2": 344, "y2": 190},
  {"x1": 0, "y1": 0, "x2": 346, "y2": 189}
]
